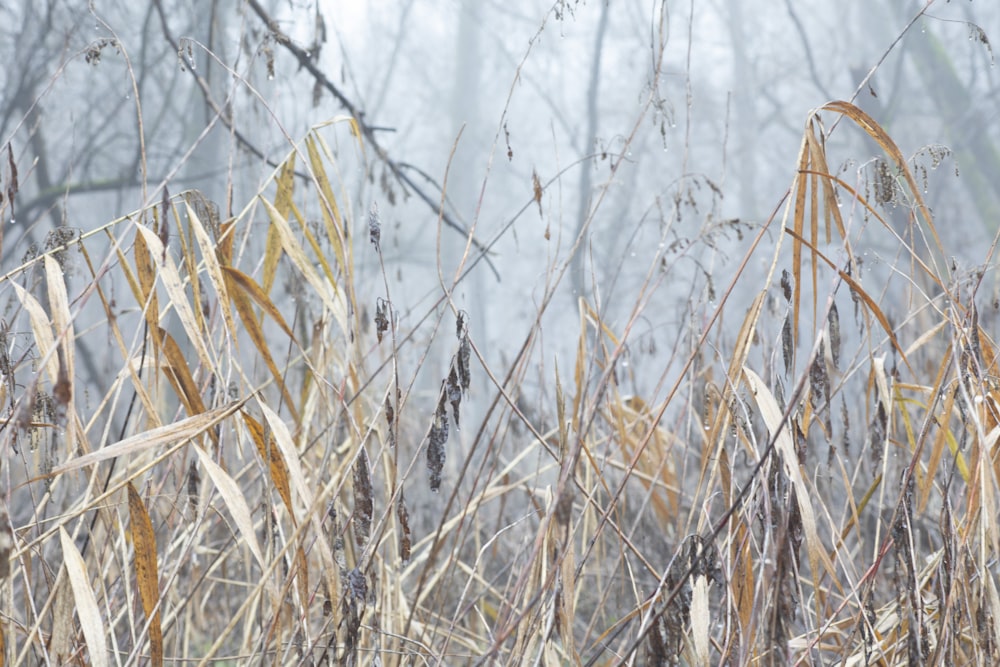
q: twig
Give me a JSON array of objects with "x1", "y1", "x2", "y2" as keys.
[{"x1": 244, "y1": 0, "x2": 500, "y2": 281}]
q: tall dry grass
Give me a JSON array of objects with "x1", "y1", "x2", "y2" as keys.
[{"x1": 0, "y1": 86, "x2": 998, "y2": 667}]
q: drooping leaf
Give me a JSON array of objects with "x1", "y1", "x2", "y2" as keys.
[
  {"x1": 127, "y1": 482, "x2": 163, "y2": 667},
  {"x1": 51, "y1": 402, "x2": 242, "y2": 475},
  {"x1": 190, "y1": 443, "x2": 266, "y2": 571},
  {"x1": 59, "y1": 527, "x2": 109, "y2": 667},
  {"x1": 243, "y1": 412, "x2": 294, "y2": 521},
  {"x1": 221, "y1": 266, "x2": 296, "y2": 341},
  {"x1": 224, "y1": 264, "x2": 298, "y2": 421}
]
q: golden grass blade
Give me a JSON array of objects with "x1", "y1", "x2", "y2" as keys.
[
  {"x1": 804, "y1": 124, "x2": 820, "y2": 329},
  {"x1": 159, "y1": 328, "x2": 207, "y2": 418},
  {"x1": 784, "y1": 226, "x2": 909, "y2": 367},
  {"x1": 804, "y1": 127, "x2": 847, "y2": 241},
  {"x1": 243, "y1": 412, "x2": 294, "y2": 520},
  {"x1": 732, "y1": 518, "x2": 754, "y2": 636},
  {"x1": 573, "y1": 299, "x2": 587, "y2": 426},
  {"x1": 791, "y1": 132, "x2": 810, "y2": 347},
  {"x1": 135, "y1": 224, "x2": 212, "y2": 369},
  {"x1": 258, "y1": 401, "x2": 313, "y2": 513},
  {"x1": 127, "y1": 482, "x2": 163, "y2": 667},
  {"x1": 222, "y1": 266, "x2": 297, "y2": 341},
  {"x1": 50, "y1": 402, "x2": 241, "y2": 475},
  {"x1": 224, "y1": 267, "x2": 298, "y2": 420},
  {"x1": 173, "y1": 202, "x2": 206, "y2": 338},
  {"x1": 255, "y1": 400, "x2": 339, "y2": 609},
  {"x1": 263, "y1": 154, "x2": 296, "y2": 294},
  {"x1": 259, "y1": 195, "x2": 349, "y2": 336},
  {"x1": 558, "y1": 522, "x2": 577, "y2": 661},
  {"x1": 215, "y1": 219, "x2": 235, "y2": 264},
  {"x1": 710, "y1": 293, "x2": 766, "y2": 466},
  {"x1": 305, "y1": 134, "x2": 347, "y2": 271},
  {"x1": 132, "y1": 225, "x2": 161, "y2": 335},
  {"x1": 59, "y1": 527, "x2": 108, "y2": 667}
]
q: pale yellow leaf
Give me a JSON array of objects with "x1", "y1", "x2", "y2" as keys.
[
  {"x1": 191, "y1": 443, "x2": 266, "y2": 570},
  {"x1": 742, "y1": 367, "x2": 834, "y2": 586},
  {"x1": 44, "y1": 255, "x2": 75, "y2": 379},
  {"x1": 258, "y1": 400, "x2": 312, "y2": 513},
  {"x1": 134, "y1": 224, "x2": 212, "y2": 370},
  {"x1": 59, "y1": 527, "x2": 108, "y2": 667},
  {"x1": 51, "y1": 402, "x2": 241, "y2": 475},
  {"x1": 185, "y1": 202, "x2": 236, "y2": 344},
  {"x1": 690, "y1": 574, "x2": 710, "y2": 667},
  {"x1": 12, "y1": 282, "x2": 58, "y2": 383}
]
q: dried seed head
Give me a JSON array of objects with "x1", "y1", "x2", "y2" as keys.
[
  {"x1": 352, "y1": 448, "x2": 373, "y2": 548},
  {"x1": 368, "y1": 202, "x2": 381, "y2": 250},
  {"x1": 397, "y1": 492, "x2": 411, "y2": 564},
  {"x1": 0, "y1": 505, "x2": 11, "y2": 581},
  {"x1": 427, "y1": 389, "x2": 449, "y2": 492}
]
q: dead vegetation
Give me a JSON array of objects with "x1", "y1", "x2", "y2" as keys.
[
  {"x1": 2, "y1": 8, "x2": 1000, "y2": 667},
  {"x1": 0, "y1": 96, "x2": 998, "y2": 666}
]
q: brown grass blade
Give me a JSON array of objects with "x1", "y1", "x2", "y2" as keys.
[
  {"x1": 791, "y1": 132, "x2": 810, "y2": 347},
  {"x1": 258, "y1": 401, "x2": 313, "y2": 513},
  {"x1": 132, "y1": 224, "x2": 161, "y2": 336},
  {"x1": 127, "y1": 482, "x2": 163, "y2": 667},
  {"x1": 243, "y1": 412, "x2": 294, "y2": 520},
  {"x1": 159, "y1": 328, "x2": 208, "y2": 417},
  {"x1": 804, "y1": 126, "x2": 847, "y2": 241},
  {"x1": 783, "y1": 226, "x2": 910, "y2": 368},
  {"x1": 263, "y1": 154, "x2": 297, "y2": 294},
  {"x1": 822, "y1": 100, "x2": 949, "y2": 283},
  {"x1": 224, "y1": 266, "x2": 299, "y2": 420},
  {"x1": 221, "y1": 266, "x2": 297, "y2": 341}
]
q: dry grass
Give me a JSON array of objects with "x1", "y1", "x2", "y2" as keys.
[{"x1": 1, "y1": 96, "x2": 999, "y2": 667}]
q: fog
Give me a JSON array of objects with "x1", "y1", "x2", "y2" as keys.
[{"x1": 1, "y1": 1, "x2": 999, "y2": 660}]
